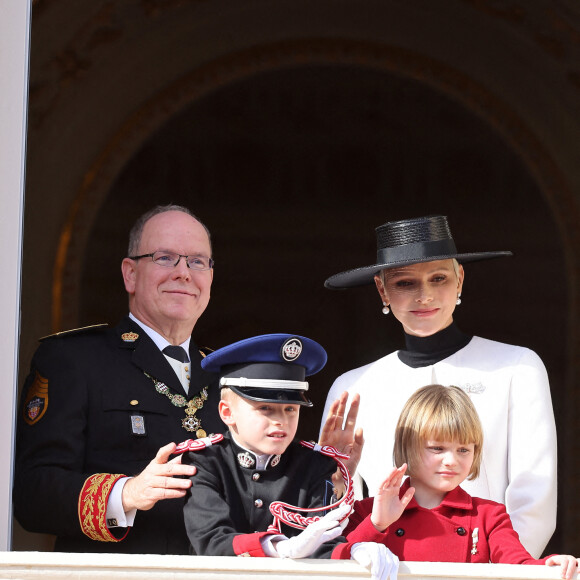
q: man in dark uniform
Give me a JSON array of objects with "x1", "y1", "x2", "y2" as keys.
[{"x1": 14, "y1": 205, "x2": 224, "y2": 554}]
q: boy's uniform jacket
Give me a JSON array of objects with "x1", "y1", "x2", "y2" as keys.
[{"x1": 183, "y1": 432, "x2": 346, "y2": 557}]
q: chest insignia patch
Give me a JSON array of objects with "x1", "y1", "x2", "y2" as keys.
[
  {"x1": 130, "y1": 414, "x2": 146, "y2": 436},
  {"x1": 23, "y1": 372, "x2": 49, "y2": 425},
  {"x1": 459, "y1": 382, "x2": 486, "y2": 394}
]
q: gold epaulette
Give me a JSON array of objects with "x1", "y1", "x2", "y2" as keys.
[
  {"x1": 199, "y1": 345, "x2": 214, "y2": 358},
  {"x1": 39, "y1": 324, "x2": 108, "y2": 342}
]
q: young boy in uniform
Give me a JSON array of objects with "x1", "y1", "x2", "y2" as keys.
[{"x1": 180, "y1": 333, "x2": 395, "y2": 574}]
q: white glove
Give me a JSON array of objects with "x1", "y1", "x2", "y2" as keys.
[
  {"x1": 351, "y1": 542, "x2": 399, "y2": 580},
  {"x1": 275, "y1": 503, "x2": 351, "y2": 559}
]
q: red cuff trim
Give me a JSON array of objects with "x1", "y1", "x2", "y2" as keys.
[
  {"x1": 331, "y1": 542, "x2": 354, "y2": 559},
  {"x1": 78, "y1": 473, "x2": 129, "y2": 542},
  {"x1": 233, "y1": 532, "x2": 273, "y2": 557}
]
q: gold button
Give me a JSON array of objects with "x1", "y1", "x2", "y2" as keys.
[
  {"x1": 130, "y1": 400, "x2": 139, "y2": 406},
  {"x1": 185, "y1": 366, "x2": 189, "y2": 372}
]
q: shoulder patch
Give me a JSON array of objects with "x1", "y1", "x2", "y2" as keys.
[
  {"x1": 23, "y1": 371, "x2": 49, "y2": 425},
  {"x1": 39, "y1": 324, "x2": 108, "y2": 342}
]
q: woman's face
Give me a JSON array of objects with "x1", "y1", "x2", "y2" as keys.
[{"x1": 374, "y1": 259, "x2": 464, "y2": 337}]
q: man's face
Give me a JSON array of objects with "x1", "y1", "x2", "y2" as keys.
[{"x1": 122, "y1": 211, "x2": 213, "y2": 339}]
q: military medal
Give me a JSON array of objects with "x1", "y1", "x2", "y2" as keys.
[
  {"x1": 144, "y1": 372, "x2": 209, "y2": 436},
  {"x1": 182, "y1": 392, "x2": 208, "y2": 436}
]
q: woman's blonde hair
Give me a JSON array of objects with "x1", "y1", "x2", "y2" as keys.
[{"x1": 393, "y1": 384, "x2": 483, "y2": 480}]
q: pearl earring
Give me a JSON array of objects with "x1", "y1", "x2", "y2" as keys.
[
  {"x1": 382, "y1": 302, "x2": 390, "y2": 315},
  {"x1": 456, "y1": 294, "x2": 462, "y2": 306}
]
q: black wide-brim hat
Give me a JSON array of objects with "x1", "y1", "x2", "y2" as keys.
[
  {"x1": 325, "y1": 215, "x2": 512, "y2": 289},
  {"x1": 201, "y1": 333, "x2": 327, "y2": 407}
]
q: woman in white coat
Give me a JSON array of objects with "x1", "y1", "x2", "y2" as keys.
[{"x1": 322, "y1": 215, "x2": 557, "y2": 559}]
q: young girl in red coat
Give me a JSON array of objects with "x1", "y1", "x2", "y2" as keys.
[{"x1": 336, "y1": 384, "x2": 579, "y2": 579}]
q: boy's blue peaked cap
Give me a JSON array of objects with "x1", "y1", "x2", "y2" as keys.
[{"x1": 201, "y1": 333, "x2": 327, "y2": 406}]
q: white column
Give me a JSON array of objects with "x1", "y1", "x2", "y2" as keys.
[{"x1": 0, "y1": 0, "x2": 31, "y2": 551}]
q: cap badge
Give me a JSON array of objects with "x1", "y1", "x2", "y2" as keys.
[
  {"x1": 237, "y1": 452, "x2": 256, "y2": 469},
  {"x1": 281, "y1": 338, "x2": 302, "y2": 362},
  {"x1": 121, "y1": 332, "x2": 139, "y2": 342}
]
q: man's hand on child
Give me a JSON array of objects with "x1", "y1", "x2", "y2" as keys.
[
  {"x1": 122, "y1": 442, "x2": 195, "y2": 512},
  {"x1": 274, "y1": 503, "x2": 351, "y2": 558},
  {"x1": 371, "y1": 464, "x2": 414, "y2": 532},
  {"x1": 351, "y1": 542, "x2": 399, "y2": 580},
  {"x1": 545, "y1": 555, "x2": 579, "y2": 579},
  {"x1": 319, "y1": 391, "x2": 364, "y2": 497}
]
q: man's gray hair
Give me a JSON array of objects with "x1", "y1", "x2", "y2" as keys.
[{"x1": 127, "y1": 204, "x2": 212, "y2": 256}]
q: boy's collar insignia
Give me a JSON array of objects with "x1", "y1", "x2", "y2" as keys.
[
  {"x1": 269, "y1": 454, "x2": 281, "y2": 468},
  {"x1": 280, "y1": 337, "x2": 302, "y2": 362},
  {"x1": 237, "y1": 452, "x2": 256, "y2": 468}
]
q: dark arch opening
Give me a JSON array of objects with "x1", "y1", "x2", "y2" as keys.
[
  {"x1": 81, "y1": 62, "x2": 566, "y2": 432},
  {"x1": 80, "y1": 65, "x2": 566, "y2": 551}
]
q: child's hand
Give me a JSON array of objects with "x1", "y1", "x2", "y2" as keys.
[
  {"x1": 351, "y1": 542, "x2": 399, "y2": 580},
  {"x1": 545, "y1": 555, "x2": 579, "y2": 579},
  {"x1": 275, "y1": 503, "x2": 351, "y2": 558},
  {"x1": 319, "y1": 392, "x2": 364, "y2": 497},
  {"x1": 370, "y1": 464, "x2": 414, "y2": 532}
]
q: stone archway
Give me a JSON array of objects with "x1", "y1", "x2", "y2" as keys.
[
  {"x1": 19, "y1": 2, "x2": 580, "y2": 554},
  {"x1": 53, "y1": 41, "x2": 575, "y2": 551}
]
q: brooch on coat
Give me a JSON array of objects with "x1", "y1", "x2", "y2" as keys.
[
  {"x1": 459, "y1": 382, "x2": 486, "y2": 394},
  {"x1": 471, "y1": 527, "x2": 479, "y2": 555}
]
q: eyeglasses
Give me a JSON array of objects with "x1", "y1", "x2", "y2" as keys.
[{"x1": 128, "y1": 251, "x2": 214, "y2": 271}]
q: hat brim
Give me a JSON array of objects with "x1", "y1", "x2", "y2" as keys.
[
  {"x1": 325, "y1": 251, "x2": 513, "y2": 289},
  {"x1": 227, "y1": 385, "x2": 313, "y2": 407}
]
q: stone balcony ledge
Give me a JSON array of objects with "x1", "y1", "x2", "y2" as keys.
[{"x1": 0, "y1": 552, "x2": 570, "y2": 580}]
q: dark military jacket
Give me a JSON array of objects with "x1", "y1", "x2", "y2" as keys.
[
  {"x1": 183, "y1": 432, "x2": 344, "y2": 558},
  {"x1": 14, "y1": 316, "x2": 223, "y2": 554}
]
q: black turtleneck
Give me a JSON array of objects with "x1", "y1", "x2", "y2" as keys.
[{"x1": 397, "y1": 322, "x2": 473, "y2": 369}]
